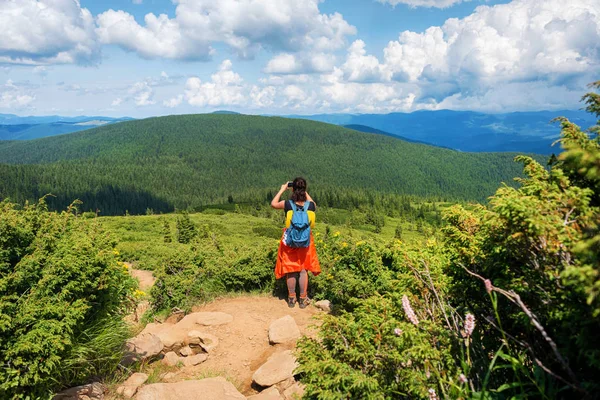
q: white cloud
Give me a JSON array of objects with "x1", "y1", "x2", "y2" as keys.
[
  {"x1": 96, "y1": 0, "x2": 355, "y2": 61},
  {"x1": 96, "y1": 10, "x2": 214, "y2": 61},
  {"x1": 382, "y1": 0, "x2": 600, "y2": 86},
  {"x1": 132, "y1": 0, "x2": 143, "y2": 4},
  {"x1": 319, "y1": 67, "x2": 416, "y2": 112},
  {"x1": 250, "y1": 85, "x2": 276, "y2": 108},
  {"x1": 163, "y1": 95, "x2": 183, "y2": 108},
  {"x1": 185, "y1": 60, "x2": 245, "y2": 107},
  {"x1": 0, "y1": 80, "x2": 35, "y2": 109},
  {"x1": 129, "y1": 81, "x2": 155, "y2": 106},
  {"x1": 341, "y1": 40, "x2": 387, "y2": 82},
  {"x1": 111, "y1": 97, "x2": 123, "y2": 106},
  {"x1": 377, "y1": 0, "x2": 468, "y2": 9},
  {"x1": 0, "y1": 0, "x2": 98, "y2": 65},
  {"x1": 264, "y1": 53, "x2": 336, "y2": 74}
]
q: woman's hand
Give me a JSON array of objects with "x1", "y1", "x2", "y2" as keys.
[{"x1": 280, "y1": 182, "x2": 291, "y2": 192}]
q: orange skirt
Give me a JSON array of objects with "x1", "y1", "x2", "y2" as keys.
[{"x1": 275, "y1": 230, "x2": 321, "y2": 279}]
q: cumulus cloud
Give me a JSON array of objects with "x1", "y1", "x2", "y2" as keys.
[
  {"x1": 0, "y1": 0, "x2": 98, "y2": 65},
  {"x1": 377, "y1": 0, "x2": 467, "y2": 9},
  {"x1": 320, "y1": 67, "x2": 416, "y2": 112},
  {"x1": 249, "y1": 85, "x2": 276, "y2": 108},
  {"x1": 96, "y1": 0, "x2": 355, "y2": 60},
  {"x1": 0, "y1": 80, "x2": 35, "y2": 109},
  {"x1": 382, "y1": 0, "x2": 600, "y2": 86},
  {"x1": 163, "y1": 95, "x2": 183, "y2": 108},
  {"x1": 129, "y1": 81, "x2": 155, "y2": 106},
  {"x1": 341, "y1": 40, "x2": 388, "y2": 82},
  {"x1": 96, "y1": 10, "x2": 214, "y2": 61},
  {"x1": 184, "y1": 60, "x2": 245, "y2": 107},
  {"x1": 264, "y1": 53, "x2": 336, "y2": 74}
]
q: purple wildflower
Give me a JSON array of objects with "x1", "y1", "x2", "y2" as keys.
[
  {"x1": 463, "y1": 313, "x2": 475, "y2": 338},
  {"x1": 402, "y1": 295, "x2": 419, "y2": 326},
  {"x1": 394, "y1": 328, "x2": 403, "y2": 336},
  {"x1": 459, "y1": 374, "x2": 468, "y2": 384}
]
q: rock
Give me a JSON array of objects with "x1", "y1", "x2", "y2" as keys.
[
  {"x1": 314, "y1": 300, "x2": 331, "y2": 313},
  {"x1": 124, "y1": 333, "x2": 163, "y2": 364},
  {"x1": 53, "y1": 382, "x2": 106, "y2": 400},
  {"x1": 154, "y1": 330, "x2": 186, "y2": 352},
  {"x1": 135, "y1": 377, "x2": 245, "y2": 400},
  {"x1": 276, "y1": 378, "x2": 296, "y2": 392},
  {"x1": 268, "y1": 316, "x2": 301, "y2": 344},
  {"x1": 161, "y1": 351, "x2": 182, "y2": 367},
  {"x1": 179, "y1": 312, "x2": 233, "y2": 327},
  {"x1": 164, "y1": 310, "x2": 185, "y2": 324},
  {"x1": 183, "y1": 353, "x2": 208, "y2": 366},
  {"x1": 116, "y1": 373, "x2": 149, "y2": 399},
  {"x1": 160, "y1": 372, "x2": 179, "y2": 381},
  {"x1": 179, "y1": 345, "x2": 194, "y2": 356},
  {"x1": 247, "y1": 386, "x2": 282, "y2": 400},
  {"x1": 186, "y1": 331, "x2": 219, "y2": 353},
  {"x1": 283, "y1": 383, "x2": 305, "y2": 400},
  {"x1": 252, "y1": 350, "x2": 298, "y2": 387}
]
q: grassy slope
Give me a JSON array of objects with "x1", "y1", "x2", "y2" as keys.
[
  {"x1": 100, "y1": 207, "x2": 430, "y2": 271},
  {"x1": 0, "y1": 114, "x2": 541, "y2": 212}
]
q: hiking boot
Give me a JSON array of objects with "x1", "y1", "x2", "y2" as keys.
[
  {"x1": 287, "y1": 297, "x2": 297, "y2": 308},
  {"x1": 299, "y1": 297, "x2": 310, "y2": 309}
]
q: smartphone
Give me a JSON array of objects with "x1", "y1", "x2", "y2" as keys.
[{"x1": 287, "y1": 181, "x2": 293, "y2": 187}]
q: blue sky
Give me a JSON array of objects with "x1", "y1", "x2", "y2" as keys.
[{"x1": 0, "y1": 0, "x2": 598, "y2": 117}]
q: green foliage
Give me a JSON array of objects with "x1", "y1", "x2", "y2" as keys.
[
  {"x1": 160, "y1": 217, "x2": 172, "y2": 243},
  {"x1": 150, "y1": 235, "x2": 277, "y2": 313},
  {"x1": 0, "y1": 199, "x2": 136, "y2": 399},
  {"x1": 0, "y1": 114, "x2": 536, "y2": 215},
  {"x1": 441, "y1": 84, "x2": 600, "y2": 396},
  {"x1": 311, "y1": 233, "x2": 394, "y2": 310},
  {"x1": 175, "y1": 212, "x2": 196, "y2": 244},
  {"x1": 297, "y1": 297, "x2": 454, "y2": 399}
]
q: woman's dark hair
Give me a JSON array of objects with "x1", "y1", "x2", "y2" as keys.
[{"x1": 291, "y1": 177, "x2": 307, "y2": 202}]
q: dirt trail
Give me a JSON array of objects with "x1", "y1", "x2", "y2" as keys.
[{"x1": 128, "y1": 268, "x2": 321, "y2": 397}]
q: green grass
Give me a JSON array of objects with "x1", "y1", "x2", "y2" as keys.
[{"x1": 99, "y1": 207, "x2": 429, "y2": 271}]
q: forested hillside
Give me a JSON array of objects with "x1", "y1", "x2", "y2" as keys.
[{"x1": 0, "y1": 114, "x2": 540, "y2": 214}]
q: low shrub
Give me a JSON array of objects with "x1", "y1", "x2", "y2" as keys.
[{"x1": 0, "y1": 199, "x2": 136, "y2": 399}]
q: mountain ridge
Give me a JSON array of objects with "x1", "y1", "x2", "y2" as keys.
[{"x1": 0, "y1": 114, "x2": 540, "y2": 214}]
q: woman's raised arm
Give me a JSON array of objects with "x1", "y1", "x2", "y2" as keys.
[{"x1": 271, "y1": 182, "x2": 290, "y2": 209}]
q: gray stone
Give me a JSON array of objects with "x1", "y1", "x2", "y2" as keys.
[
  {"x1": 247, "y1": 386, "x2": 282, "y2": 400},
  {"x1": 314, "y1": 300, "x2": 331, "y2": 313},
  {"x1": 53, "y1": 382, "x2": 106, "y2": 400},
  {"x1": 252, "y1": 350, "x2": 298, "y2": 387},
  {"x1": 135, "y1": 377, "x2": 245, "y2": 400},
  {"x1": 116, "y1": 373, "x2": 148, "y2": 399},
  {"x1": 268, "y1": 316, "x2": 301, "y2": 344}
]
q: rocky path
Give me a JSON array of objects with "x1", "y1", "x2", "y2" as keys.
[{"x1": 106, "y1": 267, "x2": 328, "y2": 400}]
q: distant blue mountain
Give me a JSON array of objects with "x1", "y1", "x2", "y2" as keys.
[
  {"x1": 342, "y1": 124, "x2": 451, "y2": 149},
  {"x1": 0, "y1": 115, "x2": 133, "y2": 140},
  {"x1": 287, "y1": 110, "x2": 597, "y2": 154}
]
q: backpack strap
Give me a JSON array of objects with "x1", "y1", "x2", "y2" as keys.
[
  {"x1": 289, "y1": 200, "x2": 297, "y2": 212},
  {"x1": 302, "y1": 201, "x2": 310, "y2": 212}
]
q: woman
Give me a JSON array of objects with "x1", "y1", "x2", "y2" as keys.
[{"x1": 271, "y1": 177, "x2": 321, "y2": 308}]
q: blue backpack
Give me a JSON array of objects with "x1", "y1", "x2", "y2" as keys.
[{"x1": 284, "y1": 200, "x2": 311, "y2": 248}]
